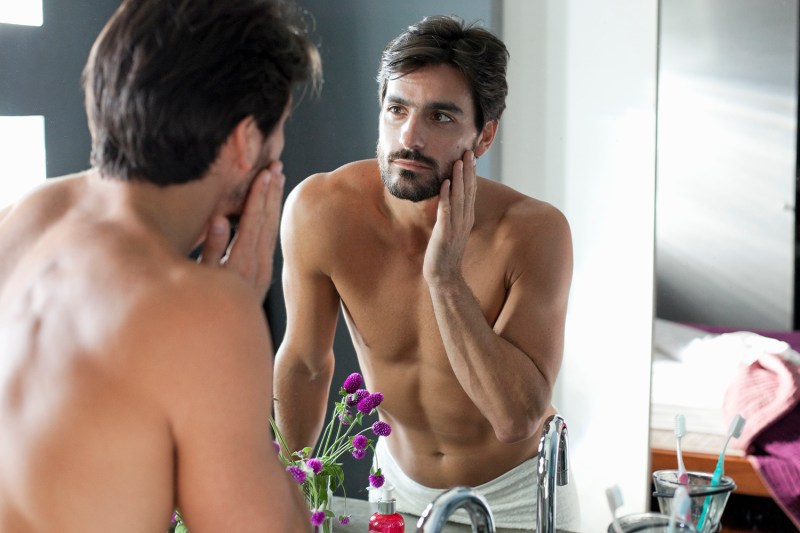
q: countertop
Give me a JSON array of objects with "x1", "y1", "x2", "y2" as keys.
[{"x1": 329, "y1": 496, "x2": 576, "y2": 532}]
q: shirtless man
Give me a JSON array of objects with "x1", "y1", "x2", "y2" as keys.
[
  {"x1": 0, "y1": 1, "x2": 321, "y2": 531},
  {"x1": 275, "y1": 15, "x2": 578, "y2": 530}
]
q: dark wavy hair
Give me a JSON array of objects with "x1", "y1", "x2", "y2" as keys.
[
  {"x1": 83, "y1": 0, "x2": 322, "y2": 185},
  {"x1": 377, "y1": 15, "x2": 509, "y2": 132}
]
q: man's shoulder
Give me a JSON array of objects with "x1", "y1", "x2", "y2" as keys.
[
  {"x1": 284, "y1": 159, "x2": 379, "y2": 220},
  {"x1": 0, "y1": 171, "x2": 88, "y2": 224},
  {"x1": 86, "y1": 242, "x2": 259, "y2": 337},
  {"x1": 148, "y1": 260, "x2": 260, "y2": 319},
  {"x1": 115, "y1": 261, "x2": 267, "y2": 370},
  {"x1": 295, "y1": 159, "x2": 377, "y2": 194},
  {"x1": 329, "y1": 158, "x2": 379, "y2": 178},
  {"x1": 478, "y1": 178, "x2": 569, "y2": 233}
]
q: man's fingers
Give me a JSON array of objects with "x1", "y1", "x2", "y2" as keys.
[
  {"x1": 262, "y1": 166, "x2": 286, "y2": 245},
  {"x1": 226, "y1": 164, "x2": 286, "y2": 299},
  {"x1": 249, "y1": 167, "x2": 286, "y2": 287},
  {"x1": 197, "y1": 216, "x2": 231, "y2": 266},
  {"x1": 450, "y1": 159, "x2": 465, "y2": 222},
  {"x1": 437, "y1": 178, "x2": 451, "y2": 224},
  {"x1": 196, "y1": 161, "x2": 286, "y2": 301},
  {"x1": 464, "y1": 151, "x2": 477, "y2": 217},
  {"x1": 233, "y1": 168, "x2": 273, "y2": 253}
]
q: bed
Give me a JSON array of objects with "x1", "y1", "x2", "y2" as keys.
[{"x1": 649, "y1": 319, "x2": 800, "y2": 528}]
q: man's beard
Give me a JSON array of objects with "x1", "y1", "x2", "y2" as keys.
[{"x1": 377, "y1": 145, "x2": 451, "y2": 203}]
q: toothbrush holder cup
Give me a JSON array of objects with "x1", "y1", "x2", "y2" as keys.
[
  {"x1": 652, "y1": 470, "x2": 736, "y2": 533},
  {"x1": 607, "y1": 512, "x2": 697, "y2": 532}
]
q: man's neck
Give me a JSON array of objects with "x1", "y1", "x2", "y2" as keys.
[{"x1": 86, "y1": 170, "x2": 220, "y2": 256}]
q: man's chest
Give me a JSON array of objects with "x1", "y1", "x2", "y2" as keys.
[{"x1": 329, "y1": 242, "x2": 508, "y2": 348}]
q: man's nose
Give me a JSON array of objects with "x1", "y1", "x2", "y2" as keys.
[{"x1": 399, "y1": 113, "x2": 425, "y2": 150}]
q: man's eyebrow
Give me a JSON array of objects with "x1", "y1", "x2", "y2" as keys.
[{"x1": 385, "y1": 95, "x2": 465, "y2": 116}]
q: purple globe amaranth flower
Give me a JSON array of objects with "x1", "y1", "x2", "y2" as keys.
[
  {"x1": 369, "y1": 473, "x2": 385, "y2": 488},
  {"x1": 372, "y1": 420, "x2": 392, "y2": 437},
  {"x1": 356, "y1": 396, "x2": 373, "y2": 414},
  {"x1": 352, "y1": 434, "x2": 368, "y2": 450},
  {"x1": 351, "y1": 448, "x2": 366, "y2": 460},
  {"x1": 357, "y1": 392, "x2": 383, "y2": 414},
  {"x1": 338, "y1": 515, "x2": 351, "y2": 525},
  {"x1": 347, "y1": 389, "x2": 369, "y2": 408},
  {"x1": 286, "y1": 465, "x2": 306, "y2": 484},
  {"x1": 310, "y1": 510, "x2": 326, "y2": 526},
  {"x1": 343, "y1": 373, "x2": 363, "y2": 394},
  {"x1": 306, "y1": 458, "x2": 323, "y2": 475}
]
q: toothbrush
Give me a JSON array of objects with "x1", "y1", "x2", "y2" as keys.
[
  {"x1": 605, "y1": 485, "x2": 624, "y2": 533},
  {"x1": 696, "y1": 414, "x2": 746, "y2": 531},
  {"x1": 668, "y1": 486, "x2": 691, "y2": 533},
  {"x1": 674, "y1": 414, "x2": 689, "y2": 484}
]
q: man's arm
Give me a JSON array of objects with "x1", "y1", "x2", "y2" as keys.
[
  {"x1": 176, "y1": 165, "x2": 311, "y2": 530},
  {"x1": 273, "y1": 179, "x2": 340, "y2": 455},
  {"x1": 161, "y1": 281, "x2": 311, "y2": 532},
  {"x1": 423, "y1": 151, "x2": 573, "y2": 443}
]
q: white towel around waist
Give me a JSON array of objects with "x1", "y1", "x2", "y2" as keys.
[{"x1": 370, "y1": 437, "x2": 580, "y2": 530}]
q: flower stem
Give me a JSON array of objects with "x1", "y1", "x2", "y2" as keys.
[
  {"x1": 268, "y1": 417, "x2": 292, "y2": 465},
  {"x1": 317, "y1": 407, "x2": 339, "y2": 457}
]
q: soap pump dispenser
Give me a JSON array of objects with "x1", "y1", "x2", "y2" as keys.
[{"x1": 368, "y1": 487, "x2": 404, "y2": 533}]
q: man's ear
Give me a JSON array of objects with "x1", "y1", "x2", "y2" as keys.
[
  {"x1": 474, "y1": 120, "x2": 498, "y2": 158},
  {"x1": 227, "y1": 116, "x2": 262, "y2": 171}
]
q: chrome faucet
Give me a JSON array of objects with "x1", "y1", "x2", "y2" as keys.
[
  {"x1": 536, "y1": 414, "x2": 569, "y2": 533},
  {"x1": 415, "y1": 486, "x2": 495, "y2": 533}
]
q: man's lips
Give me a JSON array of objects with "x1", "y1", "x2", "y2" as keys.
[{"x1": 391, "y1": 158, "x2": 432, "y2": 171}]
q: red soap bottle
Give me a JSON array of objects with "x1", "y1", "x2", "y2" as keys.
[{"x1": 368, "y1": 495, "x2": 405, "y2": 533}]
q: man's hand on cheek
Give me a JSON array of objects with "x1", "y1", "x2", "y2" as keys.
[
  {"x1": 423, "y1": 150, "x2": 477, "y2": 285},
  {"x1": 197, "y1": 161, "x2": 286, "y2": 301}
]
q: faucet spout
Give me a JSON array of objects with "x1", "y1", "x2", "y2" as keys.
[
  {"x1": 536, "y1": 414, "x2": 569, "y2": 533},
  {"x1": 415, "y1": 486, "x2": 495, "y2": 533}
]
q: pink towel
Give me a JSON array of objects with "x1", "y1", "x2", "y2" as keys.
[{"x1": 722, "y1": 353, "x2": 800, "y2": 529}]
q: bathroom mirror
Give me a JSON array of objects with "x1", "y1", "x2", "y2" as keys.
[
  {"x1": 274, "y1": 2, "x2": 658, "y2": 529},
  {"x1": 0, "y1": 1, "x2": 659, "y2": 530}
]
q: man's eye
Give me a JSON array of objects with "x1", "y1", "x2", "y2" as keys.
[
  {"x1": 433, "y1": 112, "x2": 453, "y2": 123},
  {"x1": 387, "y1": 105, "x2": 403, "y2": 114}
]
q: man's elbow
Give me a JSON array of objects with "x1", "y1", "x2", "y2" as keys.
[
  {"x1": 275, "y1": 346, "x2": 334, "y2": 383},
  {"x1": 493, "y1": 415, "x2": 540, "y2": 444}
]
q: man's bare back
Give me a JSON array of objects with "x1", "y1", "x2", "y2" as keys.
[
  {"x1": 0, "y1": 177, "x2": 177, "y2": 531},
  {"x1": 0, "y1": 173, "x2": 304, "y2": 532},
  {"x1": 278, "y1": 159, "x2": 567, "y2": 488},
  {"x1": 0, "y1": 0, "x2": 322, "y2": 529}
]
